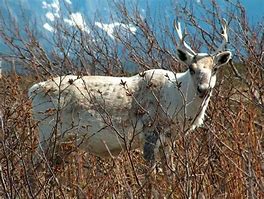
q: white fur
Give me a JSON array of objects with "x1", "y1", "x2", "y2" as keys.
[
  {"x1": 29, "y1": 19, "x2": 233, "y2": 162},
  {"x1": 29, "y1": 68, "x2": 213, "y2": 157}
]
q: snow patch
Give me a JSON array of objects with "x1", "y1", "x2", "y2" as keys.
[
  {"x1": 43, "y1": 23, "x2": 54, "y2": 32},
  {"x1": 42, "y1": 1, "x2": 49, "y2": 9},
  {"x1": 42, "y1": 0, "x2": 61, "y2": 32},
  {"x1": 95, "y1": 22, "x2": 137, "y2": 40},
  {"x1": 45, "y1": 12, "x2": 58, "y2": 21},
  {"x1": 64, "y1": 12, "x2": 90, "y2": 33},
  {"x1": 42, "y1": 0, "x2": 59, "y2": 12},
  {"x1": 65, "y1": 0, "x2": 72, "y2": 5},
  {"x1": 50, "y1": 0, "x2": 60, "y2": 13}
]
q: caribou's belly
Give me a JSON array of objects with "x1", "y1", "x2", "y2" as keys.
[
  {"x1": 68, "y1": 108, "x2": 144, "y2": 157},
  {"x1": 77, "y1": 127, "x2": 134, "y2": 157}
]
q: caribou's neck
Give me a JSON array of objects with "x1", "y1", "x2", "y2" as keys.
[
  {"x1": 172, "y1": 69, "x2": 211, "y2": 130},
  {"x1": 175, "y1": 70, "x2": 198, "y2": 103}
]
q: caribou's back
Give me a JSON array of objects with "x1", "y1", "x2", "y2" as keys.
[{"x1": 28, "y1": 69, "x2": 175, "y2": 156}]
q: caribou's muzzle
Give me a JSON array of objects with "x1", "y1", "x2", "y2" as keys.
[{"x1": 197, "y1": 85, "x2": 209, "y2": 98}]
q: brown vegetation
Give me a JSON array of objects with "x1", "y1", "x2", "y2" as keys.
[{"x1": 0, "y1": 0, "x2": 263, "y2": 198}]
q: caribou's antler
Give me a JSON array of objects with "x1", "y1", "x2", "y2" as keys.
[
  {"x1": 213, "y1": 19, "x2": 229, "y2": 55},
  {"x1": 174, "y1": 20, "x2": 197, "y2": 56}
]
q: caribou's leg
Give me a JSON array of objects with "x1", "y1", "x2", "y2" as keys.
[
  {"x1": 143, "y1": 130, "x2": 159, "y2": 164},
  {"x1": 143, "y1": 128, "x2": 160, "y2": 198},
  {"x1": 159, "y1": 133, "x2": 175, "y2": 182}
]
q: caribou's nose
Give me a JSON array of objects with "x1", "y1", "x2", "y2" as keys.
[{"x1": 197, "y1": 86, "x2": 208, "y2": 98}]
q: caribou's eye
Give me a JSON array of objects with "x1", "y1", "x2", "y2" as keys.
[
  {"x1": 189, "y1": 65, "x2": 195, "y2": 75},
  {"x1": 212, "y1": 67, "x2": 218, "y2": 74}
]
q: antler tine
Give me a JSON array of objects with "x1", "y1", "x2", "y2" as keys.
[
  {"x1": 213, "y1": 19, "x2": 229, "y2": 54},
  {"x1": 174, "y1": 20, "x2": 196, "y2": 56},
  {"x1": 221, "y1": 18, "x2": 228, "y2": 42}
]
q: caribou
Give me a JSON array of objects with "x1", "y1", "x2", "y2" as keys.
[{"x1": 28, "y1": 20, "x2": 232, "y2": 163}]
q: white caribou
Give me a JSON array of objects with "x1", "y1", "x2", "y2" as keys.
[{"x1": 28, "y1": 20, "x2": 232, "y2": 162}]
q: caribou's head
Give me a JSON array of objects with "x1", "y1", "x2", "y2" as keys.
[{"x1": 175, "y1": 19, "x2": 232, "y2": 98}]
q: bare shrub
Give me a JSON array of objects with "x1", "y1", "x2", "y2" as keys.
[{"x1": 0, "y1": 0, "x2": 263, "y2": 198}]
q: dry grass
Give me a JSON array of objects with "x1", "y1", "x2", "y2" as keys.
[
  {"x1": 0, "y1": 0, "x2": 263, "y2": 197},
  {"x1": 0, "y1": 67, "x2": 263, "y2": 198}
]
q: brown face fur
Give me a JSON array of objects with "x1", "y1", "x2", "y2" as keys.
[
  {"x1": 187, "y1": 56, "x2": 217, "y2": 98},
  {"x1": 193, "y1": 56, "x2": 214, "y2": 70}
]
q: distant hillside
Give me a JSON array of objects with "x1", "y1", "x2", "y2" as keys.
[
  {"x1": 0, "y1": 0, "x2": 263, "y2": 74},
  {"x1": 1, "y1": 0, "x2": 263, "y2": 53}
]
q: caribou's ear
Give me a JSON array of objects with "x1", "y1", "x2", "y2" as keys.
[
  {"x1": 214, "y1": 51, "x2": 232, "y2": 67},
  {"x1": 176, "y1": 48, "x2": 194, "y2": 65}
]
